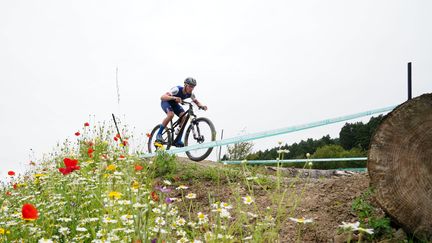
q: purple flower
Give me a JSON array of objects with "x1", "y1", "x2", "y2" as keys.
[
  {"x1": 155, "y1": 186, "x2": 172, "y2": 193},
  {"x1": 165, "y1": 197, "x2": 173, "y2": 204}
]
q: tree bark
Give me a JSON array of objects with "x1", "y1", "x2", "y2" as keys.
[{"x1": 368, "y1": 93, "x2": 432, "y2": 241}]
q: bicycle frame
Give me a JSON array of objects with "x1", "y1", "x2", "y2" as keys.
[
  {"x1": 149, "y1": 100, "x2": 216, "y2": 161},
  {"x1": 166, "y1": 102, "x2": 197, "y2": 143}
]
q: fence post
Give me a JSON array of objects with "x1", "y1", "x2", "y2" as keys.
[
  {"x1": 217, "y1": 129, "x2": 224, "y2": 162},
  {"x1": 408, "y1": 62, "x2": 412, "y2": 100}
]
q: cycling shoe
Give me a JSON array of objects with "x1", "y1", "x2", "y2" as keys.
[
  {"x1": 155, "y1": 134, "x2": 163, "y2": 142},
  {"x1": 173, "y1": 141, "x2": 184, "y2": 147}
]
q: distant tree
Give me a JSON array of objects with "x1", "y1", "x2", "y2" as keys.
[
  {"x1": 225, "y1": 141, "x2": 254, "y2": 160},
  {"x1": 247, "y1": 135, "x2": 338, "y2": 160},
  {"x1": 340, "y1": 115, "x2": 384, "y2": 150},
  {"x1": 339, "y1": 122, "x2": 361, "y2": 150}
]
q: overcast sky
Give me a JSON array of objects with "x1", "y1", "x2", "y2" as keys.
[{"x1": 1, "y1": 0, "x2": 431, "y2": 178}]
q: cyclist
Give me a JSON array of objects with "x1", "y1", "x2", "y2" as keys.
[{"x1": 156, "y1": 77, "x2": 208, "y2": 147}]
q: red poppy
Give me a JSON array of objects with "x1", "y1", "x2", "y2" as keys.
[
  {"x1": 122, "y1": 140, "x2": 128, "y2": 146},
  {"x1": 116, "y1": 133, "x2": 121, "y2": 138},
  {"x1": 84, "y1": 122, "x2": 90, "y2": 127},
  {"x1": 63, "y1": 158, "x2": 78, "y2": 168},
  {"x1": 75, "y1": 131, "x2": 80, "y2": 136},
  {"x1": 59, "y1": 167, "x2": 72, "y2": 175},
  {"x1": 59, "y1": 158, "x2": 80, "y2": 175},
  {"x1": 88, "y1": 141, "x2": 94, "y2": 147},
  {"x1": 88, "y1": 147, "x2": 94, "y2": 155},
  {"x1": 151, "y1": 191, "x2": 159, "y2": 202},
  {"x1": 13, "y1": 183, "x2": 18, "y2": 190},
  {"x1": 6, "y1": 191, "x2": 11, "y2": 196},
  {"x1": 22, "y1": 203, "x2": 38, "y2": 220},
  {"x1": 8, "y1": 171, "x2": 15, "y2": 176},
  {"x1": 114, "y1": 136, "x2": 119, "y2": 141},
  {"x1": 135, "y1": 165, "x2": 143, "y2": 171}
]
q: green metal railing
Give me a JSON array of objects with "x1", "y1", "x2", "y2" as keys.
[
  {"x1": 222, "y1": 157, "x2": 367, "y2": 165},
  {"x1": 142, "y1": 105, "x2": 396, "y2": 158}
]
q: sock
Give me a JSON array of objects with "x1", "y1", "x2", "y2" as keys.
[
  {"x1": 175, "y1": 129, "x2": 184, "y2": 143},
  {"x1": 157, "y1": 124, "x2": 165, "y2": 135}
]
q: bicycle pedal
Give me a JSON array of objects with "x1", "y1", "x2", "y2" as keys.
[{"x1": 154, "y1": 142, "x2": 163, "y2": 148}]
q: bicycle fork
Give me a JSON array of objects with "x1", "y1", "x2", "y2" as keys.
[{"x1": 190, "y1": 120, "x2": 204, "y2": 143}]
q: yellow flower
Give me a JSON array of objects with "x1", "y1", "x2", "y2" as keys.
[
  {"x1": 289, "y1": 217, "x2": 313, "y2": 224},
  {"x1": 108, "y1": 191, "x2": 122, "y2": 199},
  {"x1": 0, "y1": 228, "x2": 5, "y2": 235},
  {"x1": 106, "y1": 164, "x2": 116, "y2": 171},
  {"x1": 17, "y1": 183, "x2": 27, "y2": 188},
  {"x1": 34, "y1": 174, "x2": 45, "y2": 178},
  {"x1": 185, "y1": 193, "x2": 197, "y2": 199},
  {"x1": 132, "y1": 181, "x2": 140, "y2": 190}
]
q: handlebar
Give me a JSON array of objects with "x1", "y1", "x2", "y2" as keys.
[{"x1": 181, "y1": 101, "x2": 204, "y2": 110}]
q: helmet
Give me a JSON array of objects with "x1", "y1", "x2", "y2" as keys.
[{"x1": 184, "y1": 77, "x2": 197, "y2": 86}]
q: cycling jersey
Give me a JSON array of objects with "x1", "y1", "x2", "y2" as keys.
[
  {"x1": 169, "y1": 86, "x2": 196, "y2": 100},
  {"x1": 161, "y1": 86, "x2": 196, "y2": 116}
]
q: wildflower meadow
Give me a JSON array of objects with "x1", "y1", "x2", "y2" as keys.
[{"x1": 0, "y1": 122, "x2": 375, "y2": 242}]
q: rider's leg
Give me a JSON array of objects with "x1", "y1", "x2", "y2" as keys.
[
  {"x1": 158, "y1": 112, "x2": 174, "y2": 131},
  {"x1": 157, "y1": 111, "x2": 174, "y2": 136},
  {"x1": 173, "y1": 111, "x2": 187, "y2": 145},
  {"x1": 157, "y1": 101, "x2": 175, "y2": 141}
]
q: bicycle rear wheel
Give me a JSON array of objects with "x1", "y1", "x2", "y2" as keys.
[
  {"x1": 148, "y1": 125, "x2": 172, "y2": 153},
  {"x1": 184, "y1": 117, "x2": 216, "y2": 161}
]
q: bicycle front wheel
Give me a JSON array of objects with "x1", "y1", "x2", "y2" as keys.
[
  {"x1": 147, "y1": 125, "x2": 172, "y2": 153},
  {"x1": 184, "y1": 117, "x2": 216, "y2": 161}
]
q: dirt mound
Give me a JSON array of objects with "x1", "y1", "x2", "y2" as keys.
[{"x1": 174, "y1": 157, "x2": 391, "y2": 242}]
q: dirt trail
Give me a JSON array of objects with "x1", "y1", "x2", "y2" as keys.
[{"x1": 174, "y1": 157, "x2": 383, "y2": 242}]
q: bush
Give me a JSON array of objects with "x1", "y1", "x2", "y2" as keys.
[
  {"x1": 150, "y1": 151, "x2": 177, "y2": 177},
  {"x1": 310, "y1": 145, "x2": 366, "y2": 169}
]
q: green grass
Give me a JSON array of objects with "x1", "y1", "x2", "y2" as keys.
[{"x1": 351, "y1": 188, "x2": 393, "y2": 241}]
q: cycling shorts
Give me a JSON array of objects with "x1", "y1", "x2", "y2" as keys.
[{"x1": 161, "y1": 100, "x2": 185, "y2": 116}]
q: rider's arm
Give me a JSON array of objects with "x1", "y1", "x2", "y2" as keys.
[
  {"x1": 193, "y1": 98, "x2": 208, "y2": 110},
  {"x1": 161, "y1": 87, "x2": 182, "y2": 103},
  {"x1": 161, "y1": 92, "x2": 182, "y2": 103},
  {"x1": 161, "y1": 92, "x2": 174, "y2": 101}
]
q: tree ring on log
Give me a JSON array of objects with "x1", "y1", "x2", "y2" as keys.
[{"x1": 368, "y1": 93, "x2": 432, "y2": 241}]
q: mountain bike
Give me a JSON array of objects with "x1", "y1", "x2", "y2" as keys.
[{"x1": 147, "y1": 101, "x2": 216, "y2": 161}]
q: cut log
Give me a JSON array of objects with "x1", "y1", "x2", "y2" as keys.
[{"x1": 368, "y1": 93, "x2": 432, "y2": 241}]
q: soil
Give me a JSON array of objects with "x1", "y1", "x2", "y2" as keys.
[{"x1": 166, "y1": 157, "x2": 405, "y2": 242}]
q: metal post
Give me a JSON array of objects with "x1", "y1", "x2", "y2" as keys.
[
  {"x1": 217, "y1": 129, "x2": 224, "y2": 162},
  {"x1": 408, "y1": 62, "x2": 412, "y2": 100}
]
